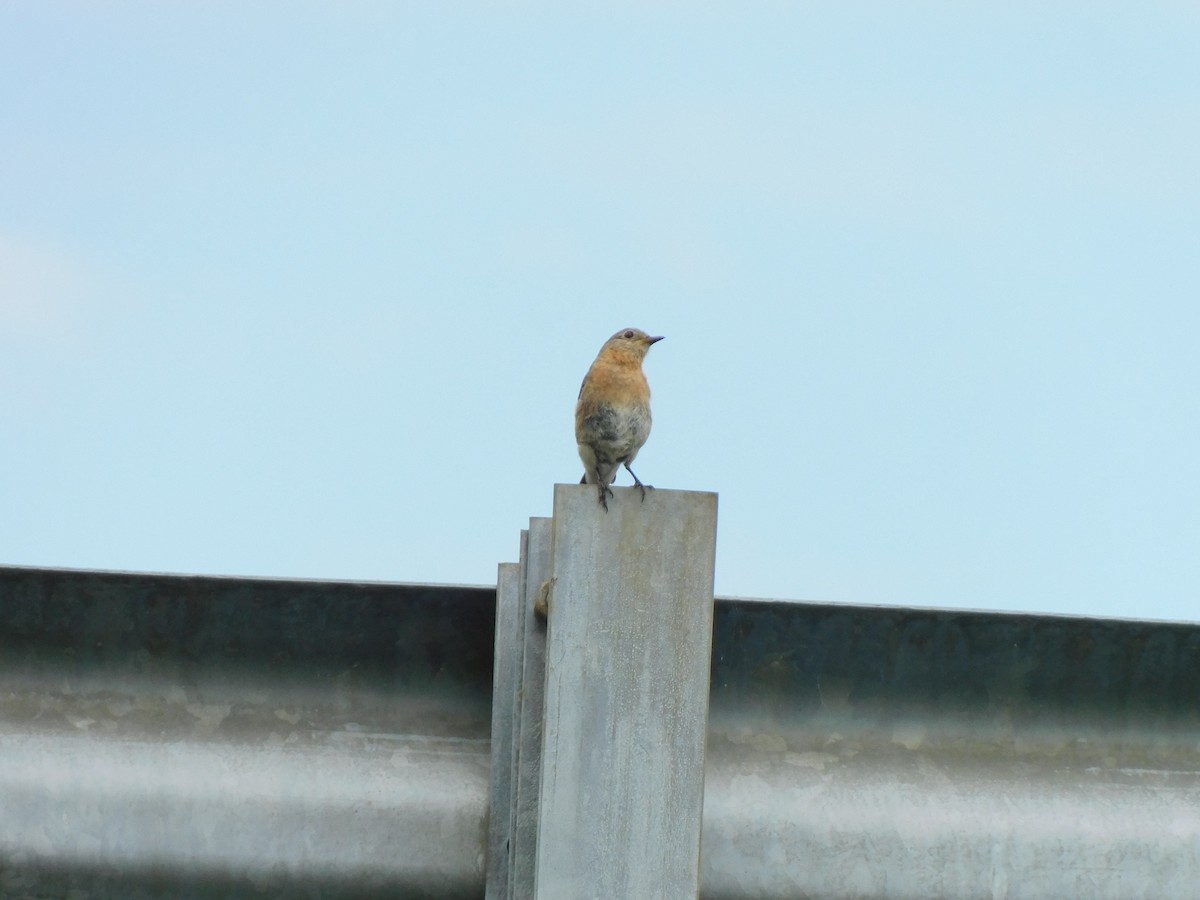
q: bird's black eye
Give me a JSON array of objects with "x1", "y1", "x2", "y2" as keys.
[{"x1": 623, "y1": 330, "x2": 634, "y2": 339}]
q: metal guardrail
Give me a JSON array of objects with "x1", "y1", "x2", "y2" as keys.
[
  {"x1": 703, "y1": 597, "x2": 1200, "y2": 898},
  {"x1": 2, "y1": 492, "x2": 1199, "y2": 897},
  {"x1": 0, "y1": 567, "x2": 494, "y2": 899}
]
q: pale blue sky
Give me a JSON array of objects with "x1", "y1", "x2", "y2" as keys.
[{"x1": 2, "y1": 3, "x2": 1197, "y2": 619}]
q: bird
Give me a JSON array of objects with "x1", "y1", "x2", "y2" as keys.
[{"x1": 575, "y1": 327, "x2": 664, "y2": 511}]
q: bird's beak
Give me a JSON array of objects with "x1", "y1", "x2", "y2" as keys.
[{"x1": 647, "y1": 335, "x2": 665, "y2": 345}]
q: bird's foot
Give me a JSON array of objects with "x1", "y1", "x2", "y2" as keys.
[
  {"x1": 625, "y1": 465, "x2": 653, "y2": 502},
  {"x1": 597, "y1": 484, "x2": 614, "y2": 511}
]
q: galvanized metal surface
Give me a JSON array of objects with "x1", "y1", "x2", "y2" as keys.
[
  {"x1": 534, "y1": 486, "x2": 717, "y2": 899},
  {"x1": 701, "y1": 598, "x2": 1200, "y2": 899},
  {"x1": 3, "y1": 561, "x2": 1200, "y2": 898},
  {"x1": 0, "y1": 567, "x2": 494, "y2": 899},
  {"x1": 485, "y1": 560, "x2": 522, "y2": 900},
  {"x1": 484, "y1": 517, "x2": 553, "y2": 900},
  {"x1": 510, "y1": 518, "x2": 551, "y2": 899}
]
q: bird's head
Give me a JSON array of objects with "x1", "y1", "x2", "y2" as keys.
[{"x1": 602, "y1": 327, "x2": 665, "y2": 361}]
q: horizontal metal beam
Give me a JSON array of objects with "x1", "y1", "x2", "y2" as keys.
[
  {"x1": 2, "y1": 566, "x2": 1198, "y2": 898},
  {"x1": 0, "y1": 730, "x2": 487, "y2": 898},
  {"x1": 701, "y1": 598, "x2": 1200, "y2": 898},
  {"x1": 0, "y1": 567, "x2": 494, "y2": 898}
]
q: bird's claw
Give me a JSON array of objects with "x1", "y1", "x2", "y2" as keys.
[{"x1": 598, "y1": 484, "x2": 614, "y2": 512}]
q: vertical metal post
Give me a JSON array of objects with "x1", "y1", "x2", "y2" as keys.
[
  {"x1": 510, "y1": 517, "x2": 552, "y2": 898},
  {"x1": 534, "y1": 484, "x2": 718, "y2": 899},
  {"x1": 486, "y1": 542, "x2": 527, "y2": 899}
]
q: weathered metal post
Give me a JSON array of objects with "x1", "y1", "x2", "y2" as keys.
[
  {"x1": 486, "y1": 556, "x2": 523, "y2": 899},
  {"x1": 533, "y1": 484, "x2": 718, "y2": 899}
]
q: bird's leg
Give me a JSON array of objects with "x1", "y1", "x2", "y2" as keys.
[
  {"x1": 624, "y1": 464, "x2": 654, "y2": 502},
  {"x1": 582, "y1": 472, "x2": 614, "y2": 511}
]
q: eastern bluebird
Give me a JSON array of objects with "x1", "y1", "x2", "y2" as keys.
[{"x1": 575, "y1": 327, "x2": 664, "y2": 511}]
